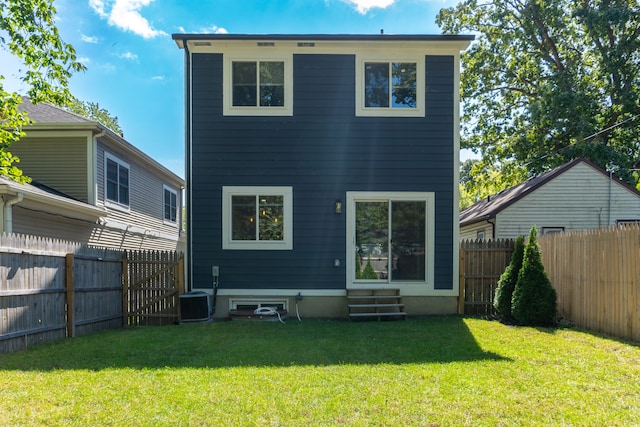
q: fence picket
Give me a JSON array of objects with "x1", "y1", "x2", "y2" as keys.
[{"x1": 1, "y1": 233, "x2": 183, "y2": 353}]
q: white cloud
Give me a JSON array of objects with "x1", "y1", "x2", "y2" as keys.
[
  {"x1": 344, "y1": 0, "x2": 396, "y2": 14},
  {"x1": 78, "y1": 56, "x2": 92, "y2": 64},
  {"x1": 151, "y1": 75, "x2": 165, "y2": 81},
  {"x1": 119, "y1": 51, "x2": 138, "y2": 60},
  {"x1": 88, "y1": 0, "x2": 167, "y2": 39},
  {"x1": 81, "y1": 34, "x2": 99, "y2": 43},
  {"x1": 201, "y1": 25, "x2": 228, "y2": 34}
]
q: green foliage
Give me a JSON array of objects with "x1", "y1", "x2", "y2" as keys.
[
  {"x1": 0, "y1": 0, "x2": 85, "y2": 182},
  {"x1": 64, "y1": 97, "x2": 122, "y2": 135},
  {"x1": 494, "y1": 236, "x2": 525, "y2": 320},
  {"x1": 438, "y1": 0, "x2": 640, "y2": 193},
  {"x1": 355, "y1": 251, "x2": 362, "y2": 279},
  {"x1": 511, "y1": 226, "x2": 557, "y2": 326},
  {"x1": 459, "y1": 159, "x2": 526, "y2": 210},
  {"x1": 361, "y1": 256, "x2": 378, "y2": 280}
]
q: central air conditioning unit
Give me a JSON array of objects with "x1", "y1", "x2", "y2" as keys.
[{"x1": 180, "y1": 291, "x2": 210, "y2": 323}]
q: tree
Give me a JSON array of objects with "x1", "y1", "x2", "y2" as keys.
[
  {"x1": 1, "y1": 0, "x2": 85, "y2": 183},
  {"x1": 459, "y1": 158, "x2": 523, "y2": 210},
  {"x1": 438, "y1": 0, "x2": 640, "y2": 193},
  {"x1": 494, "y1": 235, "x2": 525, "y2": 320},
  {"x1": 65, "y1": 98, "x2": 122, "y2": 135},
  {"x1": 511, "y1": 226, "x2": 557, "y2": 326}
]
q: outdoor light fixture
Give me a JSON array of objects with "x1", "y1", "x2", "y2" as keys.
[{"x1": 335, "y1": 200, "x2": 342, "y2": 214}]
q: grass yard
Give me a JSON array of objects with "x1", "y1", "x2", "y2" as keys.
[{"x1": 1, "y1": 316, "x2": 639, "y2": 426}]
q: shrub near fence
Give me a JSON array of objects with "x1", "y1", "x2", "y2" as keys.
[{"x1": 539, "y1": 225, "x2": 640, "y2": 342}]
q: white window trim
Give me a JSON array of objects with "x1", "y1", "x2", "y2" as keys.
[
  {"x1": 222, "y1": 186, "x2": 293, "y2": 250},
  {"x1": 104, "y1": 153, "x2": 130, "y2": 212},
  {"x1": 163, "y1": 184, "x2": 178, "y2": 227},
  {"x1": 355, "y1": 55, "x2": 425, "y2": 117},
  {"x1": 346, "y1": 191, "x2": 440, "y2": 296},
  {"x1": 223, "y1": 54, "x2": 293, "y2": 116}
]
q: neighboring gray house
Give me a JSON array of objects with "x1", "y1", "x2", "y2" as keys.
[
  {"x1": 173, "y1": 33, "x2": 473, "y2": 318},
  {"x1": 460, "y1": 158, "x2": 640, "y2": 240},
  {"x1": 1, "y1": 98, "x2": 185, "y2": 251}
]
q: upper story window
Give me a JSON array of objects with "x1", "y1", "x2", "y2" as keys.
[
  {"x1": 163, "y1": 185, "x2": 178, "y2": 225},
  {"x1": 105, "y1": 153, "x2": 129, "y2": 209},
  {"x1": 233, "y1": 61, "x2": 284, "y2": 107},
  {"x1": 356, "y1": 56, "x2": 424, "y2": 117},
  {"x1": 224, "y1": 55, "x2": 293, "y2": 116},
  {"x1": 364, "y1": 62, "x2": 417, "y2": 108},
  {"x1": 222, "y1": 186, "x2": 293, "y2": 250}
]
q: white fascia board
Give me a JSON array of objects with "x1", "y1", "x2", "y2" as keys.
[{"x1": 0, "y1": 183, "x2": 106, "y2": 222}]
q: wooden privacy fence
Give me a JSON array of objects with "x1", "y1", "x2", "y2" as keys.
[
  {"x1": 124, "y1": 250, "x2": 184, "y2": 327},
  {"x1": 539, "y1": 225, "x2": 640, "y2": 342},
  {"x1": 459, "y1": 239, "x2": 515, "y2": 315},
  {"x1": 1, "y1": 233, "x2": 184, "y2": 353}
]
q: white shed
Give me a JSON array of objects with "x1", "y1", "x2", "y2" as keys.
[{"x1": 460, "y1": 158, "x2": 640, "y2": 240}]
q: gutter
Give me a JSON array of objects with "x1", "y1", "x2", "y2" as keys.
[{"x1": 2, "y1": 193, "x2": 24, "y2": 233}]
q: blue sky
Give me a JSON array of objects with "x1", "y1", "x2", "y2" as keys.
[{"x1": 3, "y1": 0, "x2": 461, "y2": 178}]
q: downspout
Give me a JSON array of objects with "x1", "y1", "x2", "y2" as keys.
[
  {"x1": 91, "y1": 129, "x2": 106, "y2": 206},
  {"x1": 2, "y1": 193, "x2": 24, "y2": 233},
  {"x1": 184, "y1": 41, "x2": 193, "y2": 292},
  {"x1": 608, "y1": 166, "x2": 612, "y2": 226},
  {"x1": 486, "y1": 217, "x2": 496, "y2": 239}
]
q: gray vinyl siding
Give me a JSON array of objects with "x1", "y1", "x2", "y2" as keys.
[
  {"x1": 12, "y1": 137, "x2": 89, "y2": 202},
  {"x1": 190, "y1": 53, "x2": 455, "y2": 290},
  {"x1": 13, "y1": 206, "x2": 95, "y2": 243},
  {"x1": 96, "y1": 141, "x2": 182, "y2": 251},
  {"x1": 497, "y1": 162, "x2": 640, "y2": 238}
]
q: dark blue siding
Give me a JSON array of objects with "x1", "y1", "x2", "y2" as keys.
[{"x1": 190, "y1": 53, "x2": 455, "y2": 290}]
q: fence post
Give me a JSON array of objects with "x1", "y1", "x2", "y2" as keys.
[
  {"x1": 65, "y1": 253, "x2": 75, "y2": 338},
  {"x1": 458, "y1": 246, "x2": 466, "y2": 315},
  {"x1": 122, "y1": 253, "x2": 129, "y2": 328}
]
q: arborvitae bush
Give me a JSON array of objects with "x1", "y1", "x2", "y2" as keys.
[
  {"x1": 362, "y1": 256, "x2": 378, "y2": 279},
  {"x1": 511, "y1": 225, "x2": 557, "y2": 326},
  {"x1": 494, "y1": 235, "x2": 525, "y2": 320}
]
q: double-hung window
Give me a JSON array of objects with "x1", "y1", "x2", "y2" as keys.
[
  {"x1": 224, "y1": 55, "x2": 293, "y2": 116},
  {"x1": 356, "y1": 56, "x2": 424, "y2": 117},
  {"x1": 163, "y1": 185, "x2": 178, "y2": 224},
  {"x1": 222, "y1": 186, "x2": 293, "y2": 250},
  {"x1": 105, "y1": 153, "x2": 129, "y2": 209}
]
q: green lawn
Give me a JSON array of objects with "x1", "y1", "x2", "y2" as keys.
[{"x1": 1, "y1": 316, "x2": 639, "y2": 426}]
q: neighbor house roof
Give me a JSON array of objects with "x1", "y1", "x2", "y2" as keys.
[
  {"x1": 18, "y1": 98, "x2": 184, "y2": 187},
  {"x1": 0, "y1": 175, "x2": 106, "y2": 222},
  {"x1": 459, "y1": 157, "x2": 640, "y2": 227}
]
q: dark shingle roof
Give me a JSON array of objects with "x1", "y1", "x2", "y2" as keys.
[{"x1": 18, "y1": 97, "x2": 94, "y2": 124}]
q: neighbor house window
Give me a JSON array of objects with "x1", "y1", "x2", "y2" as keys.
[
  {"x1": 224, "y1": 56, "x2": 293, "y2": 116},
  {"x1": 105, "y1": 153, "x2": 129, "y2": 209},
  {"x1": 476, "y1": 230, "x2": 485, "y2": 240},
  {"x1": 542, "y1": 227, "x2": 565, "y2": 235},
  {"x1": 163, "y1": 185, "x2": 178, "y2": 224},
  {"x1": 356, "y1": 57, "x2": 424, "y2": 117},
  {"x1": 222, "y1": 186, "x2": 293, "y2": 249}
]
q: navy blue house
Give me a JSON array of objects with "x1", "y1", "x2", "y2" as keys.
[{"x1": 173, "y1": 34, "x2": 473, "y2": 318}]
